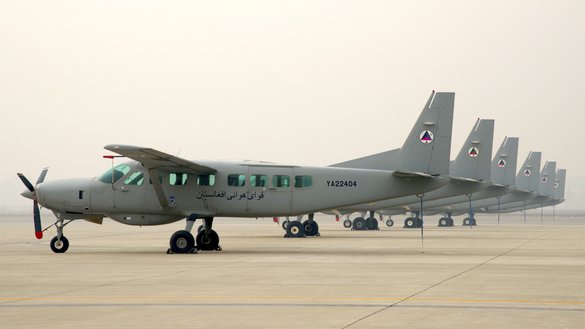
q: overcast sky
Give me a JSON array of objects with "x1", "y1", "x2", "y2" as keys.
[{"x1": 1, "y1": 1, "x2": 583, "y2": 209}]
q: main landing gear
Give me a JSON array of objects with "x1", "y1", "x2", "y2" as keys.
[
  {"x1": 344, "y1": 212, "x2": 382, "y2": 231},
  {"x1": 462, "y1": 216, "x2": 477, "y2": 226},
  {"x1": 283, "y1": 213, "x2": 320, "y2": 238},
  {"x1": 438, "y1": 214, "x2": 454, "y2": 227},
  {"x1": 168, "y1": 216, "x2": 221, "y2": 254},
  {"x1": 403, "y1": 212, "x2": 422, "y2": 229}
]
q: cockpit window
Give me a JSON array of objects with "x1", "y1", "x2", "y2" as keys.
[
  {"x1": 124, "y1": 171, "x2": 144, "y2": 185},
  {"x1": 99, "y1": 164, "x2": 131, "y2": 184}
]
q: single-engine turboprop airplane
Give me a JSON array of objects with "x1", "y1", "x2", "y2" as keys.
[{"x1": 18, "y1": 92, "x2": 453, "y2": 254}]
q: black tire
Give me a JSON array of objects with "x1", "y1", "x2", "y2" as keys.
[
  {"x1": 365, "y1": 217, "x2": 377, "y2": 230},
  {"x1": 343, "y1": 219, "x2": 352, "y2": 228},
  {"x1": 281, "y1": 220, "x2": 290, "y2": 230},
  {"x1": 353, "y1": 217, "x2": 366, "y2": 230},
  {"x1": 463, "y1": 218, "x2": 471, "y2": 226},
  {"x1": 303, "y1": 220, "x2": 319, "y2": 236},
  {"x1": 470, "y1": 217, "x2": 477, "y2": 226},
  {"x1": 170, "y1": 230, "x2": 195, "y2": 253},
  {"x1": 404, "y1": 217, "x2": 416, "y2": 229},
  {"x1": 448, "y1": 217, "x2": 454, "y2": 227},
  {"x1": 286, "y1": 221, "x2": 305, "y2": 238},
  {"x1": 416, "y1": 218, "x2": 423, "y2": 228},
  {"x1": 197, "y1": 225, "x2": 204, "y2": 234},
  {"x1": 50, "y1": 236, "x2": 69, "y2": 253},
  {"x1": 196, "y1": 229, "x2": 220, "y2": 250},
  {"x1": 439, "y1": 217, "x2": 448, "y2": 227},
  {"x1": 385, "y1": 219, "x2": 394, "y2": 227}
]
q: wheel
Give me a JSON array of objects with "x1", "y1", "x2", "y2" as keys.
[
  {"x1": 170, "y1": 230, "x2": 195, "y2": 253},
  {"x1": 364, "y1": 217, "x2": 377, "y2": 230},
  {"x1": 197, "y1": 224, "x2": 204, "y2": 233},
  {"x1": 303, "y1": 220, "x2": 319, "y2": 236},
  {"x1": 343, "y1": 219, "x2": 352, "y2": 228},
  {"x1": 448, "y1": 218, "x2": 454, "y2": 227},
  {"x1": 416, "y1": 218, "x2": 422, "y2": 228},
  {"x1": 438, "y1": 217, "x2": 448, "y2": 227},
  {"x1": 281, "y1": 220, "x2": 290, "y2": 230},
  {"x1": 50, "y1": 236, "x2": 69, "y2": 253},
  {"x1": 385, "y1": 219, "x2": 394, "y2": 227},
  {"x1": 286, "y1": 221, "x2": 305, "y2": 238},
  {"x1": 404, "y1": 217, "x2": 415, "y2": 229},
  {"x1": 463, "y1": 218, "x2": 471, "y2": 226},
  {"x1": 196, "y1": 229, "x2": 220, "y2": 250},
  {"x1": 353, "y1": 217, "x2": 366, "y2": 230}
]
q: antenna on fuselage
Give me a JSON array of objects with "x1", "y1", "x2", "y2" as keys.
[{"x1": 103, "y1": 155, "x2": 125, "y2": 188}]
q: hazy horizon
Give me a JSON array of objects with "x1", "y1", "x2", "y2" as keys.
[{"x1": 1, "y1": 1, "x2": 583, "y2": 209}]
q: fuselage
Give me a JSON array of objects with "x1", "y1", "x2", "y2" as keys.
[{"x1": 35, "y1": 160, "x2": 448, "y2": 226}]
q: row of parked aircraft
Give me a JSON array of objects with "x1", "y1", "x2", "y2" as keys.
[{"x1": 18, "y1": 91, "x2": 566, "y2": 253}]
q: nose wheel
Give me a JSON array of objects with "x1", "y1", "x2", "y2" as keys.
[{"x1": 50, "y1": 236, "x2": 69, "y2": 253}]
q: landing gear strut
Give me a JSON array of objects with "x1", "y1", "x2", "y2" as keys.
[{"x1": 50, "y1": 219, "x2": 72, "y2": 253}]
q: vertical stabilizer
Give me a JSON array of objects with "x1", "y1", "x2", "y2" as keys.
[
  {"x1": 515, "y1": 151, "x2": 542, "y2": 192},
  {"x1": 490, "y1": 137, "x2": 519, "y2": 186},
  {"x1": 554, "y1": 169, "x2": 566, "y2": 200},
  {"x1": 539, "y1": 161, "x2": 556, "y2": 196},
  {"x1": 450, "y1": 119, "x2": 494, "y2": 180},
  {"x1": 397, "y1": 91, "x2": 454, "y2": 175}
]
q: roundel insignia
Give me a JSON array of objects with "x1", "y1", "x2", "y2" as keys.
[
  {"x1": 554, "y1": 181, "x2": 559, "y2": 188},
  {"x1": 524, "y1": 169, "x2": 532, "y2": 176},
  {"x1": 419, "y1": 130, "x2": 434, "y2": 144},
  {"x1": 498, "y1": 159, "x2": 506, "y2": 168},
  {"x1": 541, "y1": 176, "x2": 548, "y2": 183},
  {"x1": 468, "y1": 147, "x2": 479, "y2": 157}
]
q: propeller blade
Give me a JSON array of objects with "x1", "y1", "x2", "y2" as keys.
[
  {"x1": 36, "y1": 168, "x2": 49, "y2": 185},
  {"x1": 33, "y1": 200, "x2": 43, "y2": 239},
  {"x1": 17, "y1": 173, "x2": 35, "y2": 192}
]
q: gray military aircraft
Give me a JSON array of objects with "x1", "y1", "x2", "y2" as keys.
[
  {"x1": 18, "y1": 91, "x2": 454, "y2": 253},
  {"x1": 323, "y1": 118, "x2": 494, "y2": 230},
  {"x1": 482, "y1": 161, "x2": 558, "y2": 214},
  {"x1": 488, "y1": 168, "x2": 566, "y2": 214}
]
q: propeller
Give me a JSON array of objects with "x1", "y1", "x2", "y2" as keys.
[{"x1": 17, "y1": 168, "x2": 48, "y2": 239}]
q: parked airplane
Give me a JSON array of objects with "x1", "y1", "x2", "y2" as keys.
[
  {"x1": 489, "y1": 168, "x2": 566, "y2": 213},
  {"x1": 18, "y1": 92, "x2": 454, "y2": 253},
  {"x1": 403, "y1": 137, "x2": 520, "y2": 226},
  {"x1": 323, "y1": 118, "x2": 494, "y2": 230}
]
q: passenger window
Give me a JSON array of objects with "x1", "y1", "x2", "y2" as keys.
[
  {"x1": 228, "y1": 174, "x2": 246, "y2": 186},
  {"x1": 124, "y1": 171, "x2": 145, "y2": 185},
  {"x1": 170, "y1": 173, "x2": 188, "y2": 186},
  {"x1": 250, "y1": 174, "x2": 268, "y2": 187},
  {"x1": 197, "y1": 174, "x2": 216, "y2": 186},
  {"x1": 294, "y1": 175, "x2": 312, "y2": 188},
  {"x1": 272, "y1": 175, "x2": 290, "y2": 188}
]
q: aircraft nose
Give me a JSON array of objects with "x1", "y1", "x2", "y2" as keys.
[{"x1": 21, "y1": 189, "x2": 34, "y2": 200}]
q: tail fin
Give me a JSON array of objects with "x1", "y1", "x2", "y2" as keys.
[
  {"x1": 490, "y1": 137, "x2": 519, "y2": 186},
  {"x1": 397, "y1": 91, "x2": 454, "y2": 175},
  {"x1": 539, "y1": 161, "x2": 556, "y2": 196},
  {"x1": 554, "y1": 169, "x2": 566, "y2": 200},
  {"x1": 450, "y1": 119, "x2": 494, "y2": 180},
  {"x1": 330, "y1": 91, "x2": 454, "y2": 173},
  {"x1": 515, "y1": 151, "x2": 541, "y2": 192}
]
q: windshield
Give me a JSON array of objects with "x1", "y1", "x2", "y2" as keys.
[{"x1": 99, "y1": 164, "x2": 131, "y2": 184}]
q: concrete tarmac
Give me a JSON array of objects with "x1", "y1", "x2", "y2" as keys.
[{"x1": 0, "y1": 213, "x2": 584, "y2": 328}]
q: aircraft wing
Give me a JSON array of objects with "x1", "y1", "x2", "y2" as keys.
[{"x1": 104, "y1": 144, "x2": 217, "y2": 174}]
